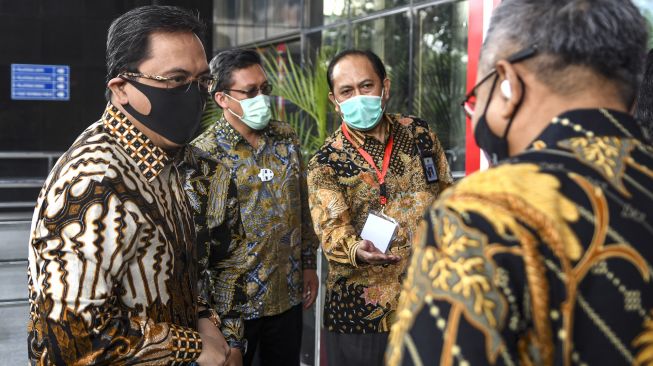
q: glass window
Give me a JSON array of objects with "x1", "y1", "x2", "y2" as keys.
[
  {"x1": 634, "y1": 0, "x2": 653, "y2": 47},
  {"x1": 350, "y1": 0, "x2": 408, "y2": 18},
  {"x1": 237, "y1": 0, "x2": 266, "y2": 45},
  {"x1": 323, "y1": 0, "x2": 349, "y2": 25},
  {"x1": 352, "y1": 12, "x2": 411, "y2": 115},
  {"x1": 414, "y1": 1, "x2": 469, "y2": 173},
  {"x1": 268, "y1": 0, "x2": 302, "y2": 38}
]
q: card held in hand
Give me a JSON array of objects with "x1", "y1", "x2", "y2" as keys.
[{"x1": 360, "y1": 211, "x2": 398, "y2": 253}]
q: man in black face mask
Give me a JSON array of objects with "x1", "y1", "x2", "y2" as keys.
[
  {"x1": 28, "y1": 6, "x2": 229, "y2": 366},
  {"x1": 387, "y1": 0, "x2": 653, "y2": 365}
]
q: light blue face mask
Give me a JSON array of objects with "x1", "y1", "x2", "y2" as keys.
[
  {"x1": 336, "y1": 89, "x2": 385, "y2": 131},
  {"x1": 225, "y1": 93, "x2": 272, "y2": 130}
]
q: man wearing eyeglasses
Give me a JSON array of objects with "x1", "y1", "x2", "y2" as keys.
[
  {"x1": 27, "y1": 6, "x2": 230, "y2": 366},
  {"x1": 387, "y1": 1, "x2": 653, "y2": 365},
  {"x1": 190, "y1": 48, "x2": 319, "y2": 366}
]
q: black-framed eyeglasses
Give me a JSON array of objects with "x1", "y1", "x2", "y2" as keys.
[
  {"x1": 119, "y1": 71, "x2": 217, "y2": 93},
  {"x1": 224, "y1": 84, "x2": 273, "y2": 99},
  {"x1": 461, "y1": 45, "x2": 538, "y2": 118}
]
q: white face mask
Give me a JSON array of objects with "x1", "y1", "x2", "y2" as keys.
[{"x1": 225, "y1": 93, "x2": 272, "y2": 130}]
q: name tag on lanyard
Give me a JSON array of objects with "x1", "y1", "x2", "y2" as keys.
[{"x1": 421, "y1": 154, "x2": 439, "y2": 183}]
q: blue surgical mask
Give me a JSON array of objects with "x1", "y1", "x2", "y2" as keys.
[
  {"x1": 225, "y1": 93, "x2": 272, "y2": 130},
  {"x1": 336, "y1": 89, "x2": 385, "y2": 131}
]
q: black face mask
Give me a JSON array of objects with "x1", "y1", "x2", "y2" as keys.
[
  {"x1": 121, "y1": 78, "x2": 205, "y2": 145},
  {"x1": 474, "y1": 75, "x2": 524, "y2": 165}
]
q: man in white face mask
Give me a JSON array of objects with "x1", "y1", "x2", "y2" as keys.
[{"x1": 190, "y1": 48, "x2": 319, "y2": 366}]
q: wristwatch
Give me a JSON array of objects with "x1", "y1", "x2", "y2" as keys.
[{"x1": 198, "y1": 308, "x2": 221, "y2": 329}]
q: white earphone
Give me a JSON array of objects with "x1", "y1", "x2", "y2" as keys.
[{"x1": 500, "y1": 79, "x2": 512, "y2": 99}]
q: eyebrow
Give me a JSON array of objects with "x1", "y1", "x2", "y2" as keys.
[
  {"x1": 159, "y1": 67, "x2": 211, "y2": 77},
  {"x1": 236, "y1": 80, "x2": 269, "y2": 89},
  {"x1": 337, "y1": 78, "x2": 374, "y2": 92}
]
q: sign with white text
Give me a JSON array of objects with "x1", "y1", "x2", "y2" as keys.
[{"x1": 11, "y1": 64, "x2": 70, "y2": 101}]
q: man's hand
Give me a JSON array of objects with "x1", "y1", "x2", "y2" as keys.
[
  {"x1": 225, "y1": 347, "x2": 243, "y2": 366},
  {"x1": 355, "y1": 240, "x2": 401, "y2": 265},
  {"x1": 302, "y1": 269, "x2": 319, "y2": 309},
  {"x1": 196, "y1": 318, "x2": 230, "y2": 366}
]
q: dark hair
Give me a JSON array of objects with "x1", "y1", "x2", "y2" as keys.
[
  {"x1": 209, "y1": 48, "x2": 262, "y2": 98},
  {"x1": 326, "y1": 49, "x2": 387, "y2": 92},
  {"x1": 484, "y1": 0, "x2": 648, "y2": 105},
  {"x1": 635, "y1": 49, "x2": 653, "y2": 143},
  {"x1": 105, "y1": 5, "x2": 206, "y2": 100}
]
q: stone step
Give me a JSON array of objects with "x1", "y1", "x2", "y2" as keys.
[
  {"x1": 0, "y1": 221, "x2": 30, "y2": 261},
  {"x1": 0, "y1": 303, "x2": 29, "y2": 364},
  {"x1": 0, "y1": 262, "x2": 27, "y2": 302}
]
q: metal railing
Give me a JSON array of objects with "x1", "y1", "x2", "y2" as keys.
[{"x1": 0, "y1": 151, "x2": 63, "y2": 208}]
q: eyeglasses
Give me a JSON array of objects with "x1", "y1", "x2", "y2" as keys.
[
  {"x1": 461, "y1": 45, "x2": 538, "y2": 118},
  {"x1": 224, "y1": 84, "x2": 273, "y2": 99},
  {"x1": 119, "y1": 71, "x2": 217, "y2": 93}
]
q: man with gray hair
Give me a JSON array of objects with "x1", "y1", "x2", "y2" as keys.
[{"x1": 387, "y1": 0, "x2": 653, "y2": 365}]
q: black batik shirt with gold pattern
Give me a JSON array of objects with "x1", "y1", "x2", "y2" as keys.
[
  {"x1": 181, "y1": 147, "x2": 248, "y2": 350},
  {"x1": 307, "y1": 113, "x2": 453, "y2": 334},
  {"x1": 28, "y1": 104, "x2": 202, "y2": 365},
  {"x1": 387, "y1": 109, "x2": 653, "y2": 366}
]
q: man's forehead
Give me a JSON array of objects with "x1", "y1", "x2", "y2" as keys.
[
  {"x1": 140, "y1": 31, "x2": 207, "y2": 73},
  {"x1": 332, "y1": 55, "x2": 379, "y2": 83},
  {"x1": 230, "y1": 64, "x2": 267, "y2": 85}
]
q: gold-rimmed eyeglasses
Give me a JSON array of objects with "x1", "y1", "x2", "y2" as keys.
[{"x1": 119, "y1": 71, "x2": 217, "y2": 93}]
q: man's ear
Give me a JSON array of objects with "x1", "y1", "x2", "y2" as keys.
[
  {"x1": 107, "y1": 77, "x2": 129, "y2": 105},
  {"x1": 382, "y1": 78, "x2": 391, "y2": 103},
  {"x1": 495, "y1": 61, "x2": 523, "y2": 120},
  {"x1": 328, "y1": 92, "x2": 340, "y2": 113},
  {"x1": 214, "y1": 91, "x2": 230, "y2": 110}
]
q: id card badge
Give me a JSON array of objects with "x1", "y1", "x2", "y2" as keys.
[
  {"x1": 421, "y1": 152, "x2": 439, "y2": 183},
  {"x1": 360, "y1": 211, "x2": 399, "y2": 253}
]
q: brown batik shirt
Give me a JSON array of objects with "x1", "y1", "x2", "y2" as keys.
[
  {"x1": 307, "y1": 113, "x2": 453, "y2": 334},
  {"x1": 28, "y1": 104, "x2": 203, "y2": 365}
]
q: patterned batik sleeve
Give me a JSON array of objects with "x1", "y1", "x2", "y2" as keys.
[
  {"x1": 29, "y1": 177, "x2": 202, "y2": 365},
  {"x1": 307, "y1": 163, "x2": 361, "y2": 267},
  {"x1": 299, "y1": 150, "x2": 319, "y2": 270},
  {"x1": 186, "y1": 158, "x2": 247, "y2": 350},
  {"x1": 386, "y1": 202, "x2": 518, "y2": 366},
  {"x1": 428, "y1": 128, "x2": 454, "y2": 191}
]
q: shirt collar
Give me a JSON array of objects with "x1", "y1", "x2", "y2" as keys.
[
  {"x1": 102, "y1": 103, "x2": 171, "y2": 182},
  {"x1": 214, "y1": 116, "x2": 275, "y2": 148},
  {"x1": 528, "y1": 108, "x2": 646, "y2": 151},
  {"x1": 342, "y1": 114, "x2": 393, "y2": 148}
]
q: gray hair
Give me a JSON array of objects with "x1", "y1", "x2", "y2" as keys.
[{"x1": 483, "y1": 0, "x2": 648, "y2": 105}]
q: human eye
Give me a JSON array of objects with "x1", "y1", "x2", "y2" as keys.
[{"x1": 166, "y1": 74, "x2": 190, "y2": 88}]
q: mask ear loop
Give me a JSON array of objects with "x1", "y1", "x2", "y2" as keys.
[
  {"x1": 500, "y1": 77, "x2": 526, "y2": 139},
  {"x1": 481, "y1": 75, "x2": 499, "y2": 120},
  {"x1": 223, "y1": 92, "x2": 245, "y2": 120}
]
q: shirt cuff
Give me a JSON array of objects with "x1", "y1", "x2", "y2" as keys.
[
  {"x1": 301, "y1": 254, "x2": 317, "y2": 270},
  {"x1": 348, "y1": 240, "x2": 362, "y2": 268},
  {"x1": 169, "y1": 324, "x2": 202, "y2": 363}
]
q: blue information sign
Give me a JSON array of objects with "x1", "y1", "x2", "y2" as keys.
[{"x1": 11, "y1": 64, "x2": 70, "y2": 101}]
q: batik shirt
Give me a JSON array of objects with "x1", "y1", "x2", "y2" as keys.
[
  {"x1": 387, "y1": 109, "x2": 653, "y2": 366},
  {"x1": 28, "y1": 104, "x2": 203, "y2": 365},
  {"x1": 182, "y1": 147, "x2": 248, "y2": 350},
  {"x1": 191, "y1": 118, "x2": 318, "y2": 319},
  {"x1": 307, "y1": 113, "x2": 452, "y2": 334}
]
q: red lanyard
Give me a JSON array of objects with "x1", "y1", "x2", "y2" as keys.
[{"x1": 341, "y1": 122, "x2": 394, "y2": 205}]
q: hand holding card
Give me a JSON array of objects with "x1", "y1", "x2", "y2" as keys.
[{"x1": 355, "y1": 240, "x2": 401, "y2": 265}]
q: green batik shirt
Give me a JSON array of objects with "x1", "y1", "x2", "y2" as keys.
[
  {"x1": 182, "y1": 147, "x2": 248, "y2": 350},
  {"x1": 192, "y1": 117, "x2": 318, "y2": 319}
]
